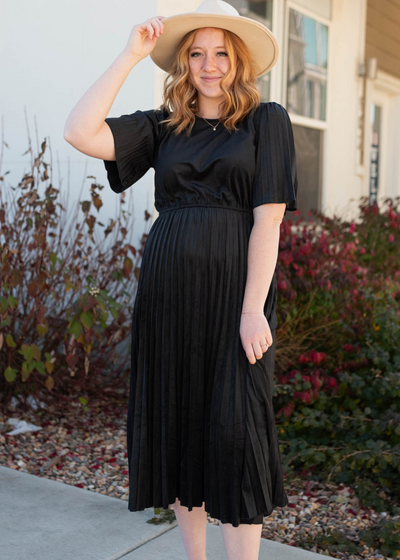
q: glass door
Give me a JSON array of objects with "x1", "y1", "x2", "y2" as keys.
[
  {"x1": 369, "y1": 103, "x2": 381, "y2": 204},
  {"x1": 369, "y1": 88, "x2": 390, "y2": 204}
]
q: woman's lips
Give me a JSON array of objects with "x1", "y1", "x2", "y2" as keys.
[{"x1": 202, "y1": 77, "x2": 221, "y2": 82}]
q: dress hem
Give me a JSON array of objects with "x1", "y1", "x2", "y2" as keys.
[{"x1": 127, "y1": 494, "x2": 289, "y2": 528}]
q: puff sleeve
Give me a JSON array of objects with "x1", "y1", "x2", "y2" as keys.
[
  {"x1": 252, "y1": 102, "x2": 298, "y2": 215},
  {"x1": 103, "y1": 109, "x2": 162, "y2": 194}
]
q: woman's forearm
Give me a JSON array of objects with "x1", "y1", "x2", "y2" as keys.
[
  {"x1": 64, "y1": 50, "x2": 142, "y2": 141},
  {"x1": 242, "y1": 221, "x2": 281, "y2": 314}
]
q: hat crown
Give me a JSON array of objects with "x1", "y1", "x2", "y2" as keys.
[
  {"x1": 150, "y1": 0, "x2": 279, "y2": 78},
  {"x1": 195, "y1": 0, "x2": 239, "y2": 17}
]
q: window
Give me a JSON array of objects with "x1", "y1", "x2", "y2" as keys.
[
  {"x1": 229, "y1": 0, "x2": 274, "y2": 101},
  {"x1": 292, "y1": 123, "x2": 323, "y2": 217},
  {"x1": 287, "y1": 8, "x2": 329, "y2": 120},
  {"x1": 286, "y1": 7, "x2": 330, "y2": 217}
]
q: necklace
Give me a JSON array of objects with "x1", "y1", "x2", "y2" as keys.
[{"x1": 201, "y1": 117, "x2": 221, "y2": 131}]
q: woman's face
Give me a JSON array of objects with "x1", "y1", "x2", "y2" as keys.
[{"x1": 188, "y1": 27, "x2": 237, "y2": 100}]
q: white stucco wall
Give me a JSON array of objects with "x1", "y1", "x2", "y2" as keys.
[
  {"x1": 324, "y1": 0, "x2": 368, "y2": 220},
  {"x1": 1, "y1": 0, "x2": 157, "y2": 248}
]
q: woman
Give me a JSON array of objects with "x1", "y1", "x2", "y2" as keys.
[{"x1": 64, "y1": 1, "x2": 298, "y2": 558}]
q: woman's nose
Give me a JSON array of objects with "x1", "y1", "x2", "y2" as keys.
[{"x1": 202, "y1": 56, "x2": 218, "y2": 70}]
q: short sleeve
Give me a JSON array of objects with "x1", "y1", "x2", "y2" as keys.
[
  {"x1": 103, "y1": 109, "x2": 162, "y2": 194},
  {"x1": 252, "y1": 102, "x2": 298, "y2": 215}
]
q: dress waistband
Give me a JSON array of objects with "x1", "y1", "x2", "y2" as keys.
[{"x1": 158, "y1": 204, "x2": 253, "y2": 215}]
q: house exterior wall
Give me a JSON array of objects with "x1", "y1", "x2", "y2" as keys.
[
  {"x1": 323, "y1": 0, "x2": 368, "y2": 220},
  {"x1": 1, "y1": 0, "x2": 157, "y2": 249}
]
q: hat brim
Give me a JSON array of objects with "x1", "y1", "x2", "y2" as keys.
[{"x1": 150, "y1": 13, "x2": 279, "y2": 78}]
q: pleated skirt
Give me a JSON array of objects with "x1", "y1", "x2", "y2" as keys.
[{"x1": 127, "y1": 204, "x2": 288, "y2": 527}]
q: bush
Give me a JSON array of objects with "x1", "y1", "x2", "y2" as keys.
[
  {"x1": 274, "y1": 197, "x2": 400, "y2": 518},
  {"x1": 0, "y1": 137, "x2": 151, "y2": 406}
]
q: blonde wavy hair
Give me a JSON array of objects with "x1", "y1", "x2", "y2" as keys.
[{"x1": 157, "y1": 27, "x2": 261, "y2": 136}]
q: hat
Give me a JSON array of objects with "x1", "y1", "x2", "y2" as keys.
[{"x1": 150, "y1": 0, "x2": 279, "y2": 78}]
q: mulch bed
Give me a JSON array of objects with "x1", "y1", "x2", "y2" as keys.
[{"x1": 0, "y1": 394, "x2": 394, "y2": 560}]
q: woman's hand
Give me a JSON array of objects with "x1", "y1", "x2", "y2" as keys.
[
  {"x1": 239, "y1": 312, "x2": 273, "y2": 365},
  {"x1": 123, "y1": 16, "x2": 166, "y2": 61}
]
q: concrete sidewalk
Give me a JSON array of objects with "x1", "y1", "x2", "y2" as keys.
[{"x1": 0, "y1": 466, "x2": 333, "y2": 559}]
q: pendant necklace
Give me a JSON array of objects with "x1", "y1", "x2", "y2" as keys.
[{"x1": 202, "y1": 117, "x2": 221, "y2": 131}]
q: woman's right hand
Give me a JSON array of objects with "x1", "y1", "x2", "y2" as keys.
[{"x1": 123, "y1": 16, "x2": 166, "y2": 61}]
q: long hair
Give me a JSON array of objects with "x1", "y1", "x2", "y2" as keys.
[{"x1": 157, "y1": 28, "x2": 261, "y2": 136}]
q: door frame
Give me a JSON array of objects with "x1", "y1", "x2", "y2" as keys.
[{"x1": 365, "y1": 70, "x2": 400, "y2": 203}]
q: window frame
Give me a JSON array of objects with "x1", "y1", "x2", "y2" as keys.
[
  {"x1": 283, "y1": 1, "x2": 331, "y2": 126},
  {"x1": 282, "y1": 1, "x2": 333, "y2": 213}
]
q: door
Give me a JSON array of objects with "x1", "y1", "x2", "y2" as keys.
[{"x1": 369, "y1": 88, "x2": 390, "y2": 203}]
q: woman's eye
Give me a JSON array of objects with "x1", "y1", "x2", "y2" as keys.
[{"x1": 190, "y1": 52, "x2": 228, "y2": 57}]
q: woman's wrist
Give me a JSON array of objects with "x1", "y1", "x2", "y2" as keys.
[
  {"x1": 241, "y1": 311, "x2": 264, "y2": 314},
  {"x1": 120, "y1": 49, "x2": 144, "y2": 67}
]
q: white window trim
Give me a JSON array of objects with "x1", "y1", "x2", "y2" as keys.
[
  {"x1": 275, "y1": 0, "x2": 332, "y2": 213},
  {"x1": 283, "y1": 0, "x2": 331, "y2": 125}
]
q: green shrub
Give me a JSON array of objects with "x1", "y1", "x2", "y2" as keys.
[{"x1": 274, "y1": 198, "x2": 400, "y2": 518}]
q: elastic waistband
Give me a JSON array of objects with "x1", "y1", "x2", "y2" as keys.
[{"x1": 158, "y1": 204, "x2": 253, "y2": 215}]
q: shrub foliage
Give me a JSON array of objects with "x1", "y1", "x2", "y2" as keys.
[
  {"x1": 274, "y1": 198, "x2": 400, "y2": 556},
  {"x1": 1, "y1": 138, "x2": 150, "y2": 404}
]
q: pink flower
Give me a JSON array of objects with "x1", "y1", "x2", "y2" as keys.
[
  {"x1": 349, "y1": 222, "x2": 356, "y2": 234},
  {"x1": 389, "y1": 233, "x2": 394, "y2": 243}
]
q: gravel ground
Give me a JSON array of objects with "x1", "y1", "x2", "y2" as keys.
[{"x1": 0, "y1": 394, "x2": 395, "y2": 560}]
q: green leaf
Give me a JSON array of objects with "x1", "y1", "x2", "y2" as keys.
[
  {"x1": 4, "y1": 367, "x2": 17, "y2": 382},
  {"x1": 98, "y1": 317, "x2": 108, "y2": 329},
  {"x1": 7, "y1": 295, "x2": 17, "y2": 310},
  {"x1": 35, "y1": 361, "x2": 46, "y2": 375},
  {"x1": 70, "y1": 319, "x2": 82, "y2": 338},
  {"x1": 110, "y1": 307, "x2": 120, "y2": 320},
  {"x1": 6, "y1": 334, "x2": 16, "y2": 347},
  {"x1": 21, "y1": 345, "x2": 34, "y2": 362},
  {"x1": 0, "y1": 315, "x2": 11, "y2": 329},
  {"x1": 81, "y1": 311, "x2": 94, "y2": 329},
  {"x1": 21, "y1": 362, "x2": 30, "y2": 382},
  {"x1": 50, "y1": 252, "x2": 57, "y2": 267},
  {"x1": 36, "y1": 323, "x2": 48, "y2": 337}
]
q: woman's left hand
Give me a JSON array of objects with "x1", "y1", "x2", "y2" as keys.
[{"x1": 239, "y1": 312, "x2": 272, "y2": 365}]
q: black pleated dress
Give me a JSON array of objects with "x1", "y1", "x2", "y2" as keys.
[{"x1": 103, "y1": 101, "x2": 298, "y2": 527}]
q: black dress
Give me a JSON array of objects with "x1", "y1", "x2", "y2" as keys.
[{"x1": 103, "y1": 101, "x2": 298, "y2": 527}]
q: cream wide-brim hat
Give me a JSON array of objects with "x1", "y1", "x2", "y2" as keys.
[{"x1": 150, "y1": 0, "x2": 279, "y2": 78}]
